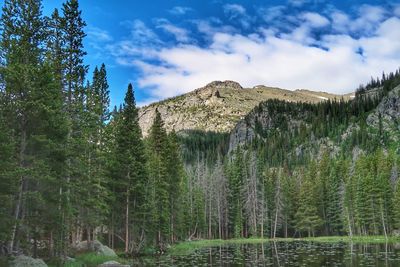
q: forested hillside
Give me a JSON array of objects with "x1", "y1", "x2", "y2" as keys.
[
  {"x1": 180, "y1": 72, "x2": 400, "y2": 241},
  {"x1": 1, "y1": 0, "x2": 400, "y2": 265}
]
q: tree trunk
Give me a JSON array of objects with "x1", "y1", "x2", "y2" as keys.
[
  {"x1": 273, "y1": 206, "x2": 279, "y2": 239},
  {"x1": 208, "y1": 193, "x2": 212, "y2": 239},
  {"x1": 9, "y1": 126, "x2": 27, "y2": 253},
  {"x1": 347, "y1": 212, "x2": 353, "y2": 238},
  {"x1": 125, "y1": 188, "x2": 129, "y2": 253},
  {"x1": 381, "y1": 204, "x2": 387, "y2": 239}
]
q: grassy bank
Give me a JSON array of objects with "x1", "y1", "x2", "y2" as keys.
[
  {"x1": 168, "y1": 235, "x2": 400, "y2": 255},
  {"x1": 47, "y1": 252, "x2": 128, "y2": 267}
]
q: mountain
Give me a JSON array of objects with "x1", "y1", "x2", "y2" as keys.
[
  {"x1": 229, "y1": 84, "x2": 400, "y2": 154},
  {"x1": 138, "y1": 81, "x2": 353, "y2": 136}
]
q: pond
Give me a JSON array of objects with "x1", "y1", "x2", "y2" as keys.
[{"x1": 129, "y1": 241, "x2": 400, "y2": 266}]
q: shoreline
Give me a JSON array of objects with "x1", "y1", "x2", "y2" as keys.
[{"x1": 168, "y1": 235, "x2": 400, "y2": 255}]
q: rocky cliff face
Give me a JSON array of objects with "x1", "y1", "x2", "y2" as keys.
[
  {"x1": 139, "y1": 81, "x2": 351, "y2": 137},
  {"x1": 228, "y1": 85, "x2": 400, "y2": 153},
  {"x1": 367, "y1": 85, "x2": 400, "y2": 142}
]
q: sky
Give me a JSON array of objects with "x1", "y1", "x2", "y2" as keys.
[{"x1": 16, "y1": 1, "x2": 400, "y2": 106}]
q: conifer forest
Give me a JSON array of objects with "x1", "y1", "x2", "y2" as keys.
[{"x1": 0, "y1": 0, "x2": 400, "y2": 265}]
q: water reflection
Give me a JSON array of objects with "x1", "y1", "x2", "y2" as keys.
[{"x1": 129, "y1": 241, "x2": 400, "y2": 266}]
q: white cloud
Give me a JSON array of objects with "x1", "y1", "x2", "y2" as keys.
[
  {"x1": 133, "y1": 19, "x2": 400, "y2": 99},
  {"x1": 330, "y1": 10, "x2": 350, "y2": 33},
  {"x1": 192, "y1": 18, "x2": 237, "y2": 39},
  {"x1": 122, "y1": 19, "x2": 162, "y2": 46},
  {"x1": 395, "y1": 5, "x2": 400, "y2": 17},
  {"x1": 223, "y1": 4, "x2": 246, "y2": 17},
  {"x1": 87, "y1": 26, "x2": 113, "y2": 42},
  {"x1": 223, "y1": 4, "x2": 252, "y2": 28},
  {"x1": 350, "y1": 5, "x2": 386, "y2": 33},
  {"x1": 108, "y1": 5, "x2": 400, "y2": 104},
  {"x1": 288, "y1": 0, "x2": 308, "y2": 7},
  {"x1": 288, "y1": 0, "x2": 326, "y2": 7},
  {"x1": 106, "y1": 20, "x2": 164, "y2": 66},
  {"x1": 169, "y1": 6, "x2": 192, "y2": 16},
  {"x1": 155, "y1": 19, "x2": 191, "y2": 43},
  {"x1": 259, "y1": 6, "x2": 286, "y2": 22},
  {"x1": 300, "y1": 12, "x2": 330, "y2": 28}
]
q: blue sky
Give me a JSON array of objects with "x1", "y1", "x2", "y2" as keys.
[{"x1": 27, "y1": 1, "x2": 400, "y2": 106}]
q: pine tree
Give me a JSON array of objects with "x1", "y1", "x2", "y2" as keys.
[
  {"x1": 393, "y1": 181, "x2": 400, "y2": 230},
  {"x1": 147, "y1": 109, "x2": 170, "y2": 248},
  {"x1": 114, "y1": 83, "x2": 147, "y2": 253},
  {"x1": 166, "y1": 130, "x2": 184, "y2": 242},
  {"x1": 0, "y1": 0, "x2": 68, "y2": 255},
  {"x1": 325, "y1": 160, "x2": 344, "y2": 235},
  {"x1": 295, "y1": 163, "x2": 323, "y2": 237},
  {"x1": 0, "y1": 97, "x2": 17, "y2": 251},
  {"x1": 228, "y1": 147, "x2": 246, "y2": 238},
  {"x1": 60, "y1": 0, "x2": 89, "y2": 246},
  {"x1": 1, "y1": 0, "x2": 45, "y2": 253}
]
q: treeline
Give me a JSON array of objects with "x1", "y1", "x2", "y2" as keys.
[
  {"x1": 1, "y1": 0, "x2": 400, "y2": 263},
  {"x1": 176, "y1": 141, "x2": 399, "y2": 241},
  {"x1": 177, "y1": 71, "x2": 400, "y2": 240},
  {"x1": 356, "y1": 68, "x2": 400, "y2": 97},
  {"x1": 0, "y1": 0, "x2": 185, "y2": 260}
]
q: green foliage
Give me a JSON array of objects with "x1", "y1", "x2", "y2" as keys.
[{"x1": 0, "y1": 0, "x2": 399, "y2": 260}]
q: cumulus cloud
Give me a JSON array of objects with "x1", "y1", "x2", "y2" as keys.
[
  {"x1": 106, "y1": 20, "x2": 163, "y2": 65},
  {"x1": 395, "y1": 5, "x2": 400, "y2": 17},
  {"x1": 109, "y1": 4, "x2": 400, "y2": 104},
  {"x1": 122, "y1": 19, "x2": 162, "y2": 46},
  {"x1": 224, "y1": 4, "x2": 246, "y2": 16},
  {"x1": 223, "y1": 4, "x2": 252, "y2": 28},
  {"x1": 300, "y1": 12, "x2": 330, "y2": 28},
  {"x1": 87, "y1": 26, "x2": 113, "y2": 42},
  {"x1": 169, "y1": 6, "x2": 193, "y2": 15},
  {"x1": 259, "y1": 6, "x2": 286, "y2": 22},
  {"x1": 288, "y1": 0, "x2": 326, "y2": 7},
  {"x1": 155, "y1": 19, "x2": 191, "y2": 43},
  {"x1": 288, "y1": 0, "x2": 308, "y2": 7}
]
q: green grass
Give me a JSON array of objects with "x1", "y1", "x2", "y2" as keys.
[
  {"x1": 168, "y1": 235, "x2": 400, "y2": 255},
  {"x1": 47, "y1": 252, "x2": 128, "y2": 267}
]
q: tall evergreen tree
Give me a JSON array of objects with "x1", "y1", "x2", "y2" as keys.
[
  {"x1": 1, "y1": 0, "x2": 45, "y2": 252},
  {"x1": 0, "y1": 0, "x2": 68, "y2": 255},
  {"x1": 60, "y1": 0, "x2": 88, "y2": 246},
  {"x1": 295, "y1": 163, "x2": 323, "y2": 237},
  {"x1": 147, "y1": 109, "x2": 170, "y2": 248},
  {"x1": 114, "y1": 83, "x2": 147, "y2": 253}
]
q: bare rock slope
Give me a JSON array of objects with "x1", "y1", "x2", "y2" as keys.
[{"x1": 139, "y1": 81, "x2": 352, "y2": 136}]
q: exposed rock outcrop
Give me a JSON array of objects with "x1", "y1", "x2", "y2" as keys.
[
  {"x1": 228, "y1": 85, "x2": 399, "y2": 154},
  {"x1": 367, "y1": 85, "x2": 400, "y2": 142},
  {"x1": 98, "y1": 260, "x2": 130, "y2": 267},
  {"x1": 9, "y1": 255, "x2": 47, "y2": 267},
  {"x1": 138, "y1": 81, "x2": 350, "y2": 137},
  {"x1": 73, "y1": 240, "x2": 117, "y2": 257}
]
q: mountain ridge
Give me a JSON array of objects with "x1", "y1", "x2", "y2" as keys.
[{"x1": 139, "y1": 80, "x2": 354, "y2": 137}]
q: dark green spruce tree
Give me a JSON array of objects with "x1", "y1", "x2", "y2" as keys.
[
  {"x1": 0, "y1": 0, "x2": 67, "y2": 256},
  {"x1": 147, "y1": 109, "x2": 170, "y2": 248},
  {"x1": 114, "y1": 84, "x2": 147, "y2": 254}
]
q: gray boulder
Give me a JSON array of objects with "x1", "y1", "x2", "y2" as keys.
[
  {"x1": 97, "y1": 260, "x2": 130, "y2": 267},
  {"x1": 73, "y1": 240, "x2": 102, "y2": 251},
  {"x1": 96, "y1": 244, "x2": 117, "y2": 257},
  {"x1": 393, "y1": 229, "x2": 400, "y2": 237},
  {"x1": 9, "y1": 255, "x2": 47, "y2": 267},
  {"x1": 73, "y1": 240, "x2": 117, "y2": 257}
]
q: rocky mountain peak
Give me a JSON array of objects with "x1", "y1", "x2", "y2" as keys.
[
  {"x1": 204, "y1": 80, "x2": 243, "y2": 90},
  {"x1": 138, "y1": 81, "x2": 350, "y2": 137}
]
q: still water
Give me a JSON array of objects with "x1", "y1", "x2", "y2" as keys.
[{"x1": 130, "y1": 241, "x2": 400, "y2": 266}]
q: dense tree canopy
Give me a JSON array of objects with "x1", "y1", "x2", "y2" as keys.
[{"x1": 0, "y1": 0, "x2": 399, "y2": 264}]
